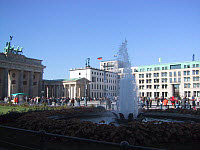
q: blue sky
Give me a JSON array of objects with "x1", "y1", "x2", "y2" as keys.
[{"x1": 0, "y1": 0, "x2": 200, "y2": 79}]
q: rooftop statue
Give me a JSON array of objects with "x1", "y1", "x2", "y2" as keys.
[{"x1": 4, "y1": 36, "x2": 23, "y2": 55}]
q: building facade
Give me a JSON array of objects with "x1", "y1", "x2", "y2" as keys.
[
  {"x1": 100, "y1": 60, "x2": 200, "y2": 99},
  {"x1": 70, "y1": 67, "x2": 118, "y2": 98},
  {"x1": 43, "y1": 78, "x2": 90, "y2": 99},
  {"x1": 100, "y1": 60, "x2": 123, "y2": 73},
  {"x1": 0, "y1": 51, "x2": 45, "y2": 98},
  {"x1": 134, "y1": 61, "x2": 200, "y2": 99}
]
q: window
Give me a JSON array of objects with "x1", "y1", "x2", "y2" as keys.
[
  {"x1": 178, "y1": 71, "x2": 181, "y2": 76},
  {"x1": 154, "y1": 85, "x2": 159, "y2": 89},
  {"x1": 161, "y1": 72, "x2": 167, "y2": 77},
  {"x1": 79, "y1": 73, "x2": 81, "y2": 75},
  {"x1": 170, "y1": 64, "x2": 181, "y2": 69},
  {"x1": 139, "y1": 74, "x2": 144, "y2": 78},
  {"x1": 170, "y1": 78, "x2": 172, "y2": 83},
  {"x1": 154, "y1": 79, "x2": 159, "y2": 83},
  {"x1": 192, "y1": 70, "x2": 195, "y2": 75},
  {"x1": 178, "y1": 78, "x2": 181, "y2": 82},
  {"x1": 154, "y1": 67, "x2": 160, "y2": 71},
  {"x1": 162, "y1": 84, "x2": 167, "y2": 89},
  {"x1": 92, "y1": 77, "x2": 96, "y2": 82},
  {"x1": 162, "y1": 78, "x2": 167, "y2": 83},
  {"x1": 184, "y1": 83, "x2": 191, "y2": 88},
  {"x1": 146, "y1": 79, "x2": 152, "y2": 83},
  {"x1": 23, "y1": 81, "x2": 27, "y2": 85},
  {"x1": 169, "y1": 72, "x2": 172, "y2": 77},
  {"x1": 154, "y1": 73, "x2": 159, "y2": 77},
  {"x1": 184, "y1": 71, "x2": 187, "y2": 75},
  {"x1": 184, "y1": 77, "x2": 190, "y2": 82},
  {"x1": 196, "y1": 70, "x2": 199, "y2": 75},
  {"x1": 174, "y1": 78, "x2": 177, "y2": 82},
  {"x1": 174, "y1": 72, "x2": 177, "y2": 76},
  {"x1": 187, "y1": 71, "x2": 190, "y2": 75},
  {"x1": 139, "y1": 85, "x2": 144, "y2": 89},
  {"x1": 196, "y1": 64, "x2": 199, "y2": 67},
  {"x1": 146, "y1": 73, "x2": 152, "y2": 78},
  {"x1": 193, "y1": 77, "x2": 199, "y2": 81},
  {"x1": 33, "y1": 82, "x2": 37, "y2": 85},
  {"x1": 146, "y1": 85, "x2": 152, "y2": 89},
  {"x1": 193, "y1": 83, "x2": 200, "y2": 88},
  {"x1": 139, "y1": 80, "x2": 144, "y2": 84}
]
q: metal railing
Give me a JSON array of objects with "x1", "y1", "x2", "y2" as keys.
[{"x1": 0, "y1": 125, "x2": 163, "y2": 150}]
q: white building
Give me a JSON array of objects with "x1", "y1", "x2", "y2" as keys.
[
  {"x1": 133, "y1": 61, "x2": 200, "y2": 99},
  {"x1": 99, "y1": 60, "x2": 200, "y2": 99},
  {"x1": 100, "y1": 60, "x2": 123, "y2": 73},
  {"x1": 70, "y1": 67, "x2": 118, "y2": 98}
]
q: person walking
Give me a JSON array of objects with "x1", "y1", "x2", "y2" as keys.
[
  {"x1": 149, "y1": 97, "x2": 152, "y2": 108},
  {"x1": 146, "y1": 97, "x2": 149, "y2": 109},
  {"x1": 76, "y1": 98, "x2": 81, "y2": 107},
  {"x1": 71, "y1": 98, "x2": 75, "y2": 106},
  {"x1": 84, "y1": 97, "x2": 87, "y2": 107},
  {"x1": 197, "y1": 96, "x2": 200, "y2": 107},
  {"x1": 192, "y1": 96, "x2": 196, "y2": 110}
]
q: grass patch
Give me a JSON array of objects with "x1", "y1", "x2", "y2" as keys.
[{"x1": 0, "y1": 106, "x2": 28, "y2": 114}]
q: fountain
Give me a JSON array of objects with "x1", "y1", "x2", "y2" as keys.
[{"x1": 114, "y1": 39, "x2": 139, "y2": 120}]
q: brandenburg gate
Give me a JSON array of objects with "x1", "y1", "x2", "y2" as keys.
[{"x1": 0, "y1": 37, "x2": 45, "y2": 98}]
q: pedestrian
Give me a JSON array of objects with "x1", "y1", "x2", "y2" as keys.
[
  {"x1": 192, "y1": 97, "x2": 196, "y2": 110},
  {"x1": 197, "y1": 96, "x2": 200, "y2": 106},
  {"x1": 146, "y1": 97, "x2": 149, "y2": 109},
  {"x1": 84, "y1": 97, "x2": 87, "y2": 107},
  {"x1": 149, "y1": 97, "x2": 152, "y2": 108},
  {"x1": 71, "y1": 98, "x2": 75, "y2": 106},
  {"x1": 76, "y1": 98, "x2": 80, "y2": 107},
  {"x1": 160, "y1": 100, "x2": 163, "y2": 109}
]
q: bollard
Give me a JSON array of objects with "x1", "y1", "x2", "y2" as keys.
[
  {"x1": 120, "y1": 141, "x2": 129, "y2": 150},
  {"x1": 39, "y1": 130, "x2": 46, "y2": 150}
]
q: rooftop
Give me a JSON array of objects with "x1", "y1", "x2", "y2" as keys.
[{"x1": 136, "y1": 60, "x2": 200, "y2": 72}]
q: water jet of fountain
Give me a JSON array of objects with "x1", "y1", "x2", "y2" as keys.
[{"x1": 117, "y1": 40, "x2": 138, "y2": 119}]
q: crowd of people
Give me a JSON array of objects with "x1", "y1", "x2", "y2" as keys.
[
  {"x1": 140, "y1": 96, "x2": 200, "y2": 110},
  {"x1": 1, "y1": 96, "x2": 117, "y2": 110},
  {"x1": 2, "y1": 95, "x2": 200, "y2": 110}
]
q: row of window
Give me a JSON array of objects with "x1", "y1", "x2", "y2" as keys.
[
  {"x1": 91, "y1": 71, "x2": 116, "y2": 78},
  {"x1": 91, "y1": 92, "x2": 117, "y2": 98},
  {"x1": 184, "y1": 64, "x2": 199, "y2": 68},
  {"x1": 139, "y1": 76, "x2": 200, "y2": 84},
  {"x1": 139, "y1": 64, "x2": 200, "y2": 72},
  {"x1": 139, "y1": 91, "x2": 200, "y2": 98},
  {"x1": 91, "y1": 77, "x2": 117, "y2": 84},
  {"x1": 139, "y1": 84, "x2": 168, "y2": 90},
  {"x1": 139, "y1": 92, "x2": 168, "y2": 98},
  {"x1": 11, "y1": 73, "x2": 36, "y2": 79},
  {"x1": 10, "y1": 80, "x2": 37, "y2": 85},
  {"x1": 184, "y1": 83, "x2": 200, "y2": 88},
  {"x1": 91, "y1": 84, "x2": 117, "y2": 91},
  {"x1": 139, "y1": 70, "x2": 200, "y2": 79}
]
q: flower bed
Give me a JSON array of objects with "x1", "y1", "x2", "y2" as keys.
[
  {"x1": 0, "y1": 107, "x2": 200, "y2": 148},
  {"x1": 144, "y1": 108, "x2": 200, "y2": 115}
]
